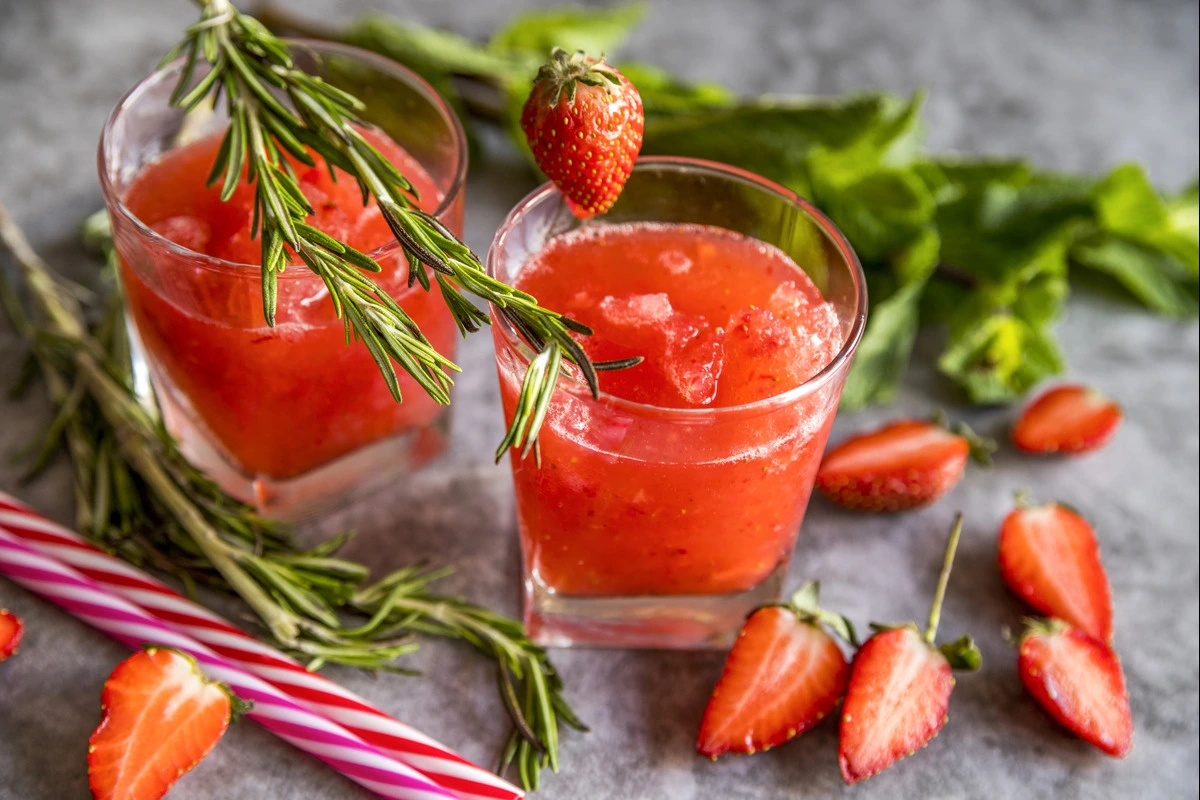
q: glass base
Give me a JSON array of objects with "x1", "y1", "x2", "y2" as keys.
[
  {"x1": 167, "y1": 409, "x2": 448, "y2": 522},
  {"x1": 524, "y1": 562, "x2": 787, "y2": 650},
  {"x1": 127, "y1": 329, "x2": 449, "y2": 521}
]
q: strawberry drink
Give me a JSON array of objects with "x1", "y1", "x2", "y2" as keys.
[
  {"x1": 489, "y1": 158, "x2": 866, "y2": 648},
  {"x1": 101, "y1": 43, "x2": 466, "y2": 517}
]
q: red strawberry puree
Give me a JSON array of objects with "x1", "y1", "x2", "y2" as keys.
[
  {"x1": 500, "y1": 222, "x2": 845, "y2": 596},
  {"x1": 120, "y1": 129, "x2": 458, "y2": 479}
]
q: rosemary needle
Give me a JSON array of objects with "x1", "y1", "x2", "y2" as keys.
[{"x1": 167, "y1": 0, "x2": 608, "y2": 455}]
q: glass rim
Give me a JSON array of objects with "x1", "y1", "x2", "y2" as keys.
[
  {"x1": 486, "y1": 155, "x2": 869, "y2": 418},
  {"x1": 97, "y1": 38, "x2": 469, "y2": 279}
]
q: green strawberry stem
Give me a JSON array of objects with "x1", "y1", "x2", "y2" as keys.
[
  {"x1": 925, "y1": 513, "x2": 964, "y2": 645},
  {"x1": 777, "y1": 579, "x2": 859, "y2": 647}
]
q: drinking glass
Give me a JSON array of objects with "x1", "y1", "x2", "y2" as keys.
[
  {"x1": 488, "y1": 157, "x2": 867, "y2": 648},
  {"x1": 99, "y1": 41, "x2": 466, "y2": 519}
]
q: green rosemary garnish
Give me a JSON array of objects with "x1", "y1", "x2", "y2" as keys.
[
  {"x1": 0, "y1": 203, "x2": 581, "y2": 788},
  {"x1": 166, "y1": 0, "x2": 608, "y2": 452}
]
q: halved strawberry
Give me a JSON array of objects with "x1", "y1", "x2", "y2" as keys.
[
  {"x1": 1017, "y1": 618, "x2": 1132, "y2": 757},
  {"x1": 998, "y1": 500, "x2": 1113, "y2": 643},
  {"x1": 521, "y1": 48, "x2": 644, "y2": 219},
  {"x1": 697, "y1": 582, "x2": 855, "y2": 758},
  {"x1": 0, "y1": 608, "x2": 24, "y2": 661},
  {"x1": 1012, "y1": 384, "x2": 1122, "y2": 454},
  {"x1": 89, "y1": 647, "x2": 239, "y2": 800},
  {"x1": 839, "y1": 516, "x2": 980, "y2": 784},
  {"x1": 817, "y1": 417, "x2": 994, "y2": 512}
]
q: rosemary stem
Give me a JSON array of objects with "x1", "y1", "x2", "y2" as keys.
[
  {"x1": 0, "y1": 200, "x2": 300, "y2": 645},
  {"x1": 0, "y1": 264, "x2": 94, "y2": 525}
]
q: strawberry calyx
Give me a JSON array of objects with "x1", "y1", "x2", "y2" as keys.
[
  {"x1": 1015, "y1": 616, "x2": 1070, "y2": 643},
  {"x1": 530, "y1": 47, "x2": 622, "y2": 107},
  {"x1": 930, "y1": 410, "x2": 997, "y2": 465},
  {"x1": 777, "y1": 580, "x2": 860, "y2": 648}
]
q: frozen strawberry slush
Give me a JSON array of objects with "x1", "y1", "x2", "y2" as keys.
[
  {"x1": 120, "y1": 129, "x2": 459, "y2": 479},
  {"x1": 499, "y1": 222, "x2": 845, "y2": 596}
]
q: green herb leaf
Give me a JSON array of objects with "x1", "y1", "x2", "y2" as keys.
[
  {"x1": 344, "y1": 13, "x2": 520, "y2": 81},
  {"x1": 489, "y1": 2, "x2": 646, "y2": 61},
  {"x1": 615, "y1": 62, "x2": 735, "y2": 116},
  {"x1": 1071, "y1": 235, "x2": 1198, "y2": 316},
  {"x1": 938, "y1": 311, "x2": 1065, "y2": 404}
]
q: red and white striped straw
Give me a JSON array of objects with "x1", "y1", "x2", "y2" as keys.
[
  {"x1": 0, "y1": 492, "x2": 521, "y2": 800},
  {"x1": 0, "y1": 524, "x2": 456, "y2": 800}
]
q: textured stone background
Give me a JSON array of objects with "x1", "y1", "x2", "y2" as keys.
[{"x1": 1, "y1": 1, "x2": 1197, "y2": 798}]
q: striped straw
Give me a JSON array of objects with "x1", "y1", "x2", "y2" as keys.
[
  {"x1": 0, "y1": 493, "x2": 521, "y2": 800},
  {"x1": 0, "y1": 524, "x2": 458, "y2": 800}
]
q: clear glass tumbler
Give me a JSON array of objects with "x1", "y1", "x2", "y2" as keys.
[
  {"x1": 488, "y1": 157, "x2": 867, "y2": 649},
  {"x1": 99, "y1": 41, "x2": 466, "y2": 519}
]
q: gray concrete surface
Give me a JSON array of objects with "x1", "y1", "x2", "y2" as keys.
[{"x1": 1, "y1": 1, "x2": 1197, "y2": 798}]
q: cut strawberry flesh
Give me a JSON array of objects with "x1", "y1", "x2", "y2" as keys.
[
  {"x1": 839, "y1": 627, "x2": 953, "y2": 784},
  {"x1": 698, "y1": 606, "x2": 848, "y2": 757},
  {"x1": 817, "y1": 420, "x2": 970, "y2": 511},
  {"x1": 89, "y1": 649, "x2": 232, "y2": 800},
  {"x1": 0, "y1": 609, "x2": 24, "y2": 661},
  {"x1": 1019, "y1": 623, "x2": 1132, "y2": 757},
  {"x1": 999, "y1": 503, "x2": 1114, "y2": 643},
  {"x1": 1012, "y1": 385, "x2": 1122, "y2": 454}
]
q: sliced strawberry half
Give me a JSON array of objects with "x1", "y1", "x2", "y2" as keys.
[
  {"x1": 817, "y1": 417, "x2": 994, "y2": 512},
  {"x1": 697, "y1": 581, "x2": 855, "y2": 758},
  {"x1": 838, "y1": 515, "x2": 980, "y2": 784},
  {"x1": 89, "y1": 647, "x2": 240, "y2": 800},
  {"x1": 0, "y1": 608, "x2": 24, "y2": 661},
  {"x1": 1012, "y1": 384, "x2": 1122, "y2": 454},
  {"x1": 998, "y1": 500, "x2": 1113, "y2": 643},
  {"x1": 1018, "y1": 618, "x2": 1132, "y2": 757}
]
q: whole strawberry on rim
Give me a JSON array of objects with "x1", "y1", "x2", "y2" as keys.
[{"x1": 521, "y1": 47, "x2": 644, "y2": 218}]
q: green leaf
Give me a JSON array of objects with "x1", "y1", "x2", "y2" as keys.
[
  {"x1": 808, "y1": 91, "x2": 926, "y2": 188},
  {"x1": 616, "y1": 62, "x2": 735, "y2": 116},
  {"x1": 1071, "y1": 235, "x2": 1198, "y2": 316},
  {"x1": 1088, "y1": 165, "x2": 1198, "y2": 286},
  {"x1": 840, "y1": 282, "x2": 923, "y2": 409},
  {"x1": 489, "y1": 2, "x2": 646, "y2": 61},
  {"x1": 641, "y1": 93, "x2": 898, "y2": 194},
  {"x1": 840, "y1": 228, "x2": 940, "y2": 408},
  {"x1": 1162, "y1": 181, "x2": 1200, "y2": 277},
  {"x1": 343, "y1": 13, "x2": 520, "y2": 82},
  {"x1": 819, "y1": 169, "x2": 935, "y2": 261},
  {"x1": 918, "y1": 157, "x2": 1032, "y2": 202},
  {"x1": 936, "y1": 172, "x2": 1094, "y2": 285},
  {"x1": 1093, "y1": 163, "x2": 1168, "y2": 236},
  {"x1": 938, "y1": 313, "x2": 1064, "y2": 404}
]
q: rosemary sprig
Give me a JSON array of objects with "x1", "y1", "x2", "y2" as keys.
[
  {"x1": 352, "y1": 568, "x2": 589, "y2": 789},
  {"x1": 0, "y1": 203, "x2": 582, "y2": 787},
  {"x1": 167, "y1": 0, "x2": 607, "y2": 453}
]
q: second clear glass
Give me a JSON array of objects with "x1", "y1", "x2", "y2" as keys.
[
  {"x1": 99, "y1": 41, "x2": 467, "y2": 519},
  {"x1": 488, "y1": 157, "x2": 867, "y2": 649}
]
